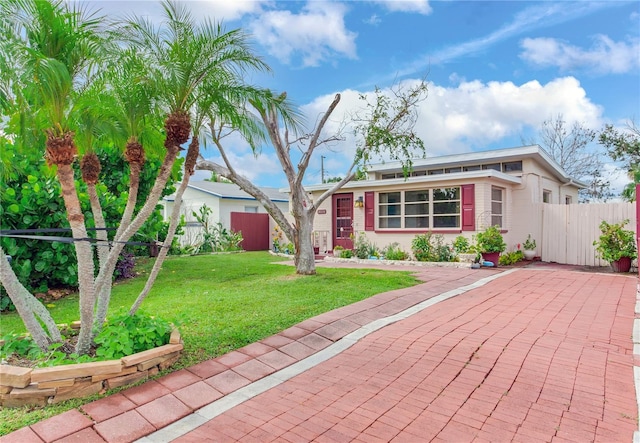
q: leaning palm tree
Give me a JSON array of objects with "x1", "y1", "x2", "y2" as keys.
[{"x1": 4, "y1": 0, "x2": 107, "y2": 354}]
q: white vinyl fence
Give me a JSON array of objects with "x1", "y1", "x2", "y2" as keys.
[{"x1": 538, "y1": 202, "x2": 636, "y2": 266}]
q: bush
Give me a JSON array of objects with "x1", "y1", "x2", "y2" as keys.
[
  {"x1": 114, "y1": 251, "x2": 136, "y2": 280},
  {"x1": 593, "y1": 219, "x2": 637, "y2": 262},
  {"x1": 383, "y1": 243, "x2": 408, "y2": 261},
  {"x1": 94, "y1": 311, "x2": 173, "y2": 360},
  {"x1": 411, "y1": 233, "x2": 454, "y2": 262},
  {"x1": 499, "y1": 250, "x2": 524, "y2": 265},
  {"x1": 339, "y1": 249, "x2": 353, "y2": 258},
  {"x1": 353, "y1": 232, "x2": 377, "y2": 259},
  {"x1": 0, "y1": 147, "x2": 180, "y2": 311}
]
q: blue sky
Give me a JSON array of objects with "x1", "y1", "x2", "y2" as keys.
[{"x1": 85, "y1": 1, "x2": 640, "y2": 191}]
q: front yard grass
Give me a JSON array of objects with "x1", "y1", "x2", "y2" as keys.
[{"x1": 0, "y1": 251, "x2": 420, "y2": 435}]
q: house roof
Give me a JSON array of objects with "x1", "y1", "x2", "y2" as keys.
[
  {"x1": 297, "y1": 145, "x2": 587, "y2": 193},
  {"x1": 369, "y1": 144, "x2": 579, "y2": 182},
  {"x1": 165, "y1": 181, "x2": 289, "y2": 202}
]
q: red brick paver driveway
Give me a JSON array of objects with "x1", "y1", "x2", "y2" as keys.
[{"x1": 175, "y1": 268, "x2": 637, "y2": 443}]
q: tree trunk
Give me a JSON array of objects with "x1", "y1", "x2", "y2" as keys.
[
  {"x1": 294, "y1": 209, "x2": 316, "y2": 275},
  {"x1": 93, "y1": 142, "x2": 180, "y2": 332},
  {"x1": 55, "y1": 164, "x2": 96, "y2": 355},
  {"x1": 0, "y1": 248, "x2": 60, "y2": 350},
  {"x1": 87, "y1": 184, "x2": 109, "y2": 270},
  {"x1": 129, "y1": 164, "x2": 192, "y2": 315}
]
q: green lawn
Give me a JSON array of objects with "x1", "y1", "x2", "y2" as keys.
[{"x1": 0, "y1": 251, "x2": 420, "y2": 435}]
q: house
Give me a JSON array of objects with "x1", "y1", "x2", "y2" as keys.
[
  {"x1": 304, "y1": 145, "x2": 585, "y2": 256},
  {"x1": 162, "y1": 181, "x2": 289, "y2": 251}
]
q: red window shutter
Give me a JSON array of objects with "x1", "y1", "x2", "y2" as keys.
[
  {"x1": 364, "y1": 192, "x2": 374, "y2": 231},
  {"x1": 461, "y1": 184, "x2": 475, "y2": 231}
]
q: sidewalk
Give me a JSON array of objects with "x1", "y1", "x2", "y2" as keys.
[{"x1": 2, "y1": 265, "x2": 637, "y2": 442}]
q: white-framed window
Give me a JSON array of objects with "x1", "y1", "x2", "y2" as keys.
[
  {"x1": 565, "y1": 195, "x2": 572, "y2": 205},
  {"x1": 244, "y1": 206, "x2": 258, "y2": 213},
  {"x1": 491, "y1": 187, "x2": 503, "y2": 227},
  {"x1": 378, "y1": 187, "x2": 460, "y2": 229},
  {"x1": 543, "y1": 189, "x2": 551, "y2": 203}
]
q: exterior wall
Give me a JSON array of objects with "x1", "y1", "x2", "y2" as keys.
[
  {"x1": 162, "y1": 188, "x2": 288, "y2": 248},
  {"x1": 309, "y1": 154, "x2": 581, "y2": 259}
]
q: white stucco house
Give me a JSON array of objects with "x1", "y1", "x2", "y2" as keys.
[
  {"x1": 162, "y1": 181, "x2": 289, "y2": 250},
  {"x1": 304, "y1": 145, "x2": 585, "y2": 255}
]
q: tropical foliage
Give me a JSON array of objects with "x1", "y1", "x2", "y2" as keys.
[{"x1": 593, "y1": 219, "x2": 637, "y2": 262}]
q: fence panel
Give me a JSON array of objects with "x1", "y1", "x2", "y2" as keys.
[{"x1": 539, "y1": 202, "x2": 636, "y2": 266}]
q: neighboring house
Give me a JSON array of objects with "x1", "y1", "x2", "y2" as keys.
[
  {"x1": 304, "y1": 145, "x2": 585, "y2": 255},
  {"x1": 162, "y1": 181, "x2": 289, "y2": 251}
]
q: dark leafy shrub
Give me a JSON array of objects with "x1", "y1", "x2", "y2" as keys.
[{"x1": 114, "y1": 251, "x2": 136, "y2": 280}]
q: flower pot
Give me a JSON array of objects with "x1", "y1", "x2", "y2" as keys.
[
  {"x1": 610, "y1": 257, "x2": 632, "y2": 273},
  {"x1": 523, "y1": 249, "x2": 536, "y2": 260},
  {"x1": 481, "y1": 252, "x2": 500, "y2": 267},
  {"x1": 458, "y1": 253, "x2": 477, "y2": 263}
]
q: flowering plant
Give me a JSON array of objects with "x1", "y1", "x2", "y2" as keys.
[
  {"x1": 523, "y1": 234, "x2": 536, "y2": 250},
  {"x1": 272, "y1": 226, "x2": 283, "y2": 251}
]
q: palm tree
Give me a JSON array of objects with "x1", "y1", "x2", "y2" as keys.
[
  {"x1": 94, "y1": 0, "x2": 273, "y2": 322},
  {"x1": 5, "y1": 0, "x2": 107, "y2": 354}
]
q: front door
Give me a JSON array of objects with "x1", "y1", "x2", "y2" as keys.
[{"x1": 332, "y1": 193, "x2": 353, "y2": 249}]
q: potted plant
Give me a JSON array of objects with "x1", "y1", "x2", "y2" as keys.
[
  {"x1": 593, "y1": 219, "x2": 637, "y2": 272},
  {"x1": 522, "y1": 234, "x2": 536, "y2": 260},
  {"x1": 452, "y1": 235, "x2": 478, "y2": 263},
  {"x1": 475, "y1": 225, "x2": 506, "y2": 267}
]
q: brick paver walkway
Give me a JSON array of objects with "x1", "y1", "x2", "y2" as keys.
[
  {"x1": 172, "y1": 269, "x2": 637, "y2": 443},
  {"x1": 2, "y1": 265, "x2": 637, "y2": 443}
]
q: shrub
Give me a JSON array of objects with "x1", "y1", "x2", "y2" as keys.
[
  {"x1": 114, "y1": 251, "x2": 136, "y2": 281},
  {"x1": 383, "y1": 243, "x2": 408, "y2": 261},
  {"x1": 411, "y1": 233, "x2": 454, "y2": 262},
  {"x1": 499, "y1": 250, "x2": 524, "y2": 265},
  {"x1": 353, "y1": 232, "x2": 377, "y2": 259},
  {"x1": 476, "y1": 225, "x2": 506, "y2": 253},
  {"x1": 94, "y1": 311, "x2": 173, "y2": 360},
  {"x1": 339, "y1": 249, "x2": 353, "y2": 258},
  {"x1": 452, "y1": 235, "x2": 472, "y2": 254},
  {"x1": 593, "y1": 219, "x2": 637, "y2": 262}
]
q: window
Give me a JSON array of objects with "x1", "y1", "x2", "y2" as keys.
[
  {"x1": 411, "y1": 170, "x2": 426, "y2": 177},
  {"x1": 379, "y1": 192, "x2": 401, "y2": 228},
  {"x1": 543, "y1": 190, "x2": 551, "y2": 203},
  {"x1": 244, "y1": 206, "x2": 258, "y2": 213},
  {"x1": 502, "y1": 161, "x2": 522, "y2": 172},
  {"x1": 428, "y1": 169, "x2": 444, "y2": 175},
  {"x1": 378, "y1": 187, "x2": 460, "y2": 229},
  {"x1": 482, "y1": 163, "x2": 501, "y2": 171},
  {"x1": 463, "y1": 165, "x2": 481, "y2": 172},
  {"x1": 565, "y1": 195, "x2": 572, "y2": 205},
  {"x1": 491, "y1": 187, "x2": 503, "y2": 227},
  {"x1": 445, "y1": 167, "x2": 461, "y2": 173}
]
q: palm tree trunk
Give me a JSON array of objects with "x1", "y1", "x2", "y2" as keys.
[
  {"x1": 114, "y1": 162, "x2": 141, "y2": 240},
  {"x1": 87, "y1": 184, "x2": 109, "y2": 270},
  {"x1": 93, "y1": 144, "x2": 180, "y2": 331},
  {"x1": 0, "y1": 248, "x2": 61, "y2": 350},
  {"x1": 56, "y1": 164, "x2": 96, "y2": 355},
  {"x1": 129, "y1": 175, "x2": 189, "y2": 314}
]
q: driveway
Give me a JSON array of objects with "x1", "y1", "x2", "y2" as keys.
[{"x1": 4, "y1": 265, "x2": 638, "y2": 443}]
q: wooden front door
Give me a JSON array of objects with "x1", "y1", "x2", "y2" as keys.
[{"x1": 332, "y1": 193, "x2": 353, "y2": 249}]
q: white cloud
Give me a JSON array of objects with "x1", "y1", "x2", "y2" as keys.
[
  {"x1": 298, "y1": 76, "x2": 603, "y2": 177},
  {"x1": 520, "y1": 35, "x2": 640, "y2": 75},
  {"x1": 77, "y1": 0, "x2": 269, "y2": 23},
  {"x1": 370, "y1": 0, "x2": 431, "y2": 15},
  {"x1": 248, "y1": 2, "x2": 357, "y2": 67},
  {"x1": 391, "y1": 2, "x2": 617, "y2": 82}
]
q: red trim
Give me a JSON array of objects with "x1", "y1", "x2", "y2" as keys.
[
  {"x1": 364, "y1": 192, "x2": 374, "y2": 231},
  {"x1": 461, "y1": 184, "x2": 475, "y2": 231}
]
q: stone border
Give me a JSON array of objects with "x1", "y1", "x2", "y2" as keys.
[
  {"x1": 322, "y1": 255, "x2": 473, "y2": 268},
  {"x1": 0, "y1": 330, "x2": 183, "y2": 408}
]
